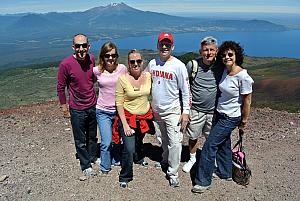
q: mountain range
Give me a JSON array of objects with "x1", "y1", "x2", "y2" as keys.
[
  {"x1": 0, "y1": 2, "x2": 289, "y2": 70},
  {"x1": 0, "y1": 3, "x2": 287, "y2": 41}
]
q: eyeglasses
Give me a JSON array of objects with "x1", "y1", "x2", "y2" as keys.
[
  {"x1": 129, "y1": 59, "x2": 143, "y2": 65},
  {"x1": 221, "y1": 52, "x2": 235, "y2": 58},
  {"x1": 74, "y1": 43, "x2": 88, "y2": 49},
  {"x1": 104, "y1": 53, "x2": 118, "y2": 59}
]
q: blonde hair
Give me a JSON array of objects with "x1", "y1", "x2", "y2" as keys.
[
  {"x1": 97, "y1": 42, "x2": 119, "y2": 73},
  {"x1": 127, "y1": 49, "x2": 142, "y2": 60}
]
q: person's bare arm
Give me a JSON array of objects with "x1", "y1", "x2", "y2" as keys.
[{"x1": 239, "y1": 93, "x2": 252, "y2": 130}]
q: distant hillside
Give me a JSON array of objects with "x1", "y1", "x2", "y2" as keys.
[
  {"x1": 0, "y1": 53, "x2": 299, "y2": 112},
  {"x1": 0, "y1": 2, "x2": 289, "y2": 70}
]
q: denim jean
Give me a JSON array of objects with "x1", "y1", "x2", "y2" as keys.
[
  {"x1": 195, "y1": 112, "x2": 241, "y2": 186},
  {"x1": 118, "y1": 120, "x2": 146, "y2": 183},
  {"x1": 96, "y1": 109, "x2": 119, "y2": 172},
  {"x1": 69, "y1": 106, "x2": 98, "y2": 171}
]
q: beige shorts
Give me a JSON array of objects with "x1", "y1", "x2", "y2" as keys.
[{"x1": 186, "y1": 109, "x2": 213, "y2": 140}]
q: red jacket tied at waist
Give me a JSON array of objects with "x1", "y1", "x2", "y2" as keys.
[{"x1": 112, "y1": 109, "x2": 153, "y2": 144}]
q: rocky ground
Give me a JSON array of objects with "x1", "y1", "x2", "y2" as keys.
[{"x1": 0, "y1": 101, "x2": 299, "y2": 201}]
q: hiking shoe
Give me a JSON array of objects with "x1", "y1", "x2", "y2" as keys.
[
  {"x1": 191, "y1": 185, "x2": 210, "y2": 194},
  {"x1": 83, "y1": 167, "x2": 97, "y2": 177},
  {"x1": 182, "y1": 159, "x2": 196, "y2": 173},
  {"x1": 169, "y1": 177, "x2": 180, "y2": 187},
  {"x1": 119, "y1": 182, "x2": 128, "y2": 188}
]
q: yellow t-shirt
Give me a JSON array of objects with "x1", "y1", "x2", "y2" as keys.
[{"x1": 116, "y1": 72, "x2": 151, "y2": 115}]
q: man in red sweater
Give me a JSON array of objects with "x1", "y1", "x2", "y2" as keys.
[{"x1": 57, "y1": 33, "x2": 98, "y2": 177}]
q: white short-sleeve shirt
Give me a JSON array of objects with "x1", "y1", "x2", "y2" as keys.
[{"x1": 217, "y1": 69, "x2": 254, "y2": 117}]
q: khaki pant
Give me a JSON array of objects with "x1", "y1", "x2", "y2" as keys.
[{"x1": 154, "y1": 107, "x2": 182, "y2": 178}]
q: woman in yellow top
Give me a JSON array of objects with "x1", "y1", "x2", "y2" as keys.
[{"x1": 115, "y1": 49, "x2": 153, "y2": 188}]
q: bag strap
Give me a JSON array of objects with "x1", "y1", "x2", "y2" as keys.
[
  {"x1": 233, "y1": 129, "x2": 244, "y2": 151},
  {"x1": 191, "y1": 59, "x2": 198, "y2": 81}
]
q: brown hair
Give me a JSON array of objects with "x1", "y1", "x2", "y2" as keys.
[{"x1": 97, "y1": 42, "x2": 119, "y2": 72}]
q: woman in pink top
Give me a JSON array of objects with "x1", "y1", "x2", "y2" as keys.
[{"x1": 93, "y1": 42, "x2": 126, "y2": 174}]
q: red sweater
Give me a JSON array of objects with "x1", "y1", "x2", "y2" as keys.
[
  {"x1": 57, "y1": 54, "x2": 96, "y2": 110},
  {"x1": 112, "y1": 109, "x2": 153, "y2": 144}
]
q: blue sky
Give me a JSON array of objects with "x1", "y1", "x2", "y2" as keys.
[{"x1": 0, "y1": 0, "x2": 299, "y2": 14}]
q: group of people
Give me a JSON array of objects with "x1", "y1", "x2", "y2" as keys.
[{"x1": 56, "y1": 31, "x2": 253, "y2": 193}]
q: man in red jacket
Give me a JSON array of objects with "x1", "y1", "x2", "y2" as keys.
[{"x1": 57, "y1": 33, "x2": 98, "y2": 177}]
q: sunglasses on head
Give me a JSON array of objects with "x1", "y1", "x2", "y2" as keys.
[
  {"x1": 129, "y1": 59, "x2": 143, "y2": 65},
  {"x1": 221, "y1": 52, "x2": 235, "y2": 58},
  {"x1": 104, "y1": 53, "x2": 118, "y2": 59},
  {"x1": 74, "y1": 43, "x2": 88, "y2": 49}
]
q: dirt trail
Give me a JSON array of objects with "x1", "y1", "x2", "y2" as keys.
[{"x1": 0, "y1": 101, "x2": 299, "y2": 201}]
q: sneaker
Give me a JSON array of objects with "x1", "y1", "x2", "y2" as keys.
[
  {"x1": 100, "y1": 170, "x2": 109, "y2": 175},
  {"x1": 212, "y1": 172, "x2": 218, "y2": 179},
  {"x1": 212, "y1": 173, "x2": 232, "y2": 181},
  {"x1": 111, "y1": 161, "x2": 121, "y2": 167},
  {"x1": 119, "y1": 182, "x2": 128, "y2": 188},
  {"x1": 91, "y1": 158, "x2": 101, "y2": 167},
  {"x1": 191, "y1": 185, "x2": 210, "y2": 194},
  {"x1": 169, "y1": 177, "x2": 180, "y2": 187},
  {"x1": 182, "y1": 159, "x2": 196, "y2": 173},
  {"x1": 83, "y1": 167, "x2": 97, "y2": 177},
  {"x1": 154, "y1": 161, "x2": 168, "y2": 169},
  {"x1": 140, "y1": 161, "x2": 148, "y2": 167},
  {"x1": 154, "y1": 162, "x2": 161, "y2": 168},
  {"x1": 142, "y1": 161, "x2": 148, "y2": 166},
  {"x1": 95, "y1": 158, "x2": 101, "y2": 166}
]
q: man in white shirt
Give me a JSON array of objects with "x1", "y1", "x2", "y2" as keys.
[{"x1": 146, "y1": 32, "x2": 191, "y2": 187}]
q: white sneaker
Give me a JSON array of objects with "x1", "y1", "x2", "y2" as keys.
[
  {"x1": 169, "y1": 177, "x2": 180, "y2": 187},
  {"x1": 212, "y1": 172, "x2": 218, "y2": 179},
  {"x1": 182, "y1": 159, "x2": 196, "y2": 173},
  {"x1": 83, "y1": 167, "x2": 97, "y2": 177},
  {"x1": 191, "y1": 185, "x2": 210, "y2": 194}
]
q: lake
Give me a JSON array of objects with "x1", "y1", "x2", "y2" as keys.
[{"x1": 92, "y1": 30, "x2": 300, "y2": 59}]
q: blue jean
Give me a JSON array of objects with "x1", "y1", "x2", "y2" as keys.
[
  {"x1": 69, "y1": 106, "x2": 98, "y2": 171},
  {"x1": 195, "y1": 112, "x2": 241, "y2": 186},
  {"x1": 96, "y1": 109, "x2": 119, "y2": 172},
  {"x1": 118, "y1": 120, "x2": 146, "y2": 183}
]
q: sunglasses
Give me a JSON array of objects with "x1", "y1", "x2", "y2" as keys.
[
  {"x1": 104, "y1": 53, "x2": 118, "y2": 59},
  {"x1": 74, "y1": 43, "x2": 88, "y2": 49},
  {"x1": 221, "y1": 52, "x2": 235, "y2": 58},
  {"x1": 129, "y1": 59, "x2": 143, "y2": 65},
  {"x1": 159, "y1": 43, "x2": 172, "y2": 49}
]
